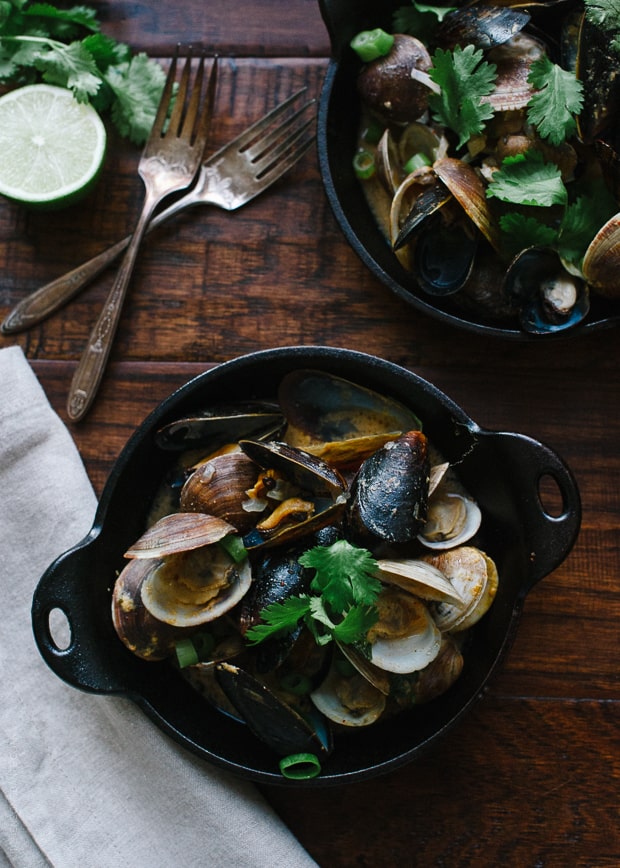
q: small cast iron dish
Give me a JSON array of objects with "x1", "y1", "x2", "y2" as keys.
[
  {"x1": 32, "y1": 346, "x2": 581, "y2": 785},
  {"x1": 316, "y1": 0, "x2": 620, "y2": 339}
]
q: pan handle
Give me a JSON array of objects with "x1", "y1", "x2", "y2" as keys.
[
  {"x1": 490, "y1": 431, "x2": 581, "y2": 592},
  {"x1": 31, "y1": 535, "x2": 131, "y2": 694}
]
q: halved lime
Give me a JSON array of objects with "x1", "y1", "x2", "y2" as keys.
[{"x1": 0, "y1": 84, "x2": 107, "y2": 209}]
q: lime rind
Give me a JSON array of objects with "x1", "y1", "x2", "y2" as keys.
[{"x1": 0, "y1": 84, "x2": 107, "y2": 208}]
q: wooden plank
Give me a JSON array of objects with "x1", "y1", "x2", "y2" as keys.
[
  {"x1": 260, "y1": 697, "x2": 620, "y2": 867},
  {"x1": 97, "y1": 0, "x2": 331, "y2": 56}
]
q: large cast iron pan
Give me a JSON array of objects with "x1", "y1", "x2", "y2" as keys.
[
  {"x1": 316, "y1": 0, "x2": 620, "y2": 340},
  {"x1": 32, "y1": 347, "x2": 581, "y2": 785}
]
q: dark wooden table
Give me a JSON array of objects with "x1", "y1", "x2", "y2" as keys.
[{"x1": 2, "y1": 2, "x2": 619, "y2": 865}]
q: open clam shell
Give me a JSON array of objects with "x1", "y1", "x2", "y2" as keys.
[
  {"x1": 418, "y1": 492, "x2": 482, "y2": 550},
  {"x1": 424, "y1": 546, "x2": 499, "y2": 633},
  {"x1": 310, "y1": 656, "x2": 387, "y2": 727},
  {"x1": 367, "y1": 588, "x2": 442, "y2": 674}
]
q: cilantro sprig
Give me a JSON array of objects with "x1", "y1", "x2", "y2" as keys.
[
  {"x1": 584, "y1": 0, "x2": 620, "y2": 56},
  {"x1": 245, "y1": 540, "x2": 381, "y2": 648},
  {"x1": 427, "y1": 45, "x2": 497, "y2": 149},
  {"x1": 0, "y1": 1, "x2": 167, "y2": 144},
  {"x1": 489, "y1": 152, "x2": 618, "y2": 264},
  {"x1": 527, "y1": 56, "x2": 583, "y2": 146}
]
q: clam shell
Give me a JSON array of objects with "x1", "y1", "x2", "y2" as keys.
[
  {"x1": 140, "y1": 547, "x2": 252, "y2": 628},
  {"x1": 310, "y1": 660, "x2": 387, "y2": 727},
  {"x1": 374, "y1": 558, "x2": 464, "y2": 606},
  {"x1": 368, "y1": 588, "x2": 442, "y2": 674},
  {"x1": 582, "y1": 212, "x2": 620, "y2": 299},
  {"x1": 424, "y1": 546, "x2": 498, "y2": 632},
  {"x1": 125, "y1": 512, "x2": 236, "y2": 559}
]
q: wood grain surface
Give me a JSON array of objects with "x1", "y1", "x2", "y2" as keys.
[{"x1": 1, "y1": 2, "x2": 619, "y2": 866}]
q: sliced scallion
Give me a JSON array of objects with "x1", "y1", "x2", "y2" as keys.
[
  {"x1": 350, "y1": 28, "x2": 395, "y2": 63},
  {"x1": 174, "y1": 637, "x2": 199, "y2": 669},
  {"x1": 404, "y1": 152, "x2": 433, "y2": 174},
  {"x1": 279, "y1": 753, "x2": 321, "y2": 780},
  {"x1": 353, "y1": 150, "x2": 376, "y2": 180}
]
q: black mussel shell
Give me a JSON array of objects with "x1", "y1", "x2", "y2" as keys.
[
  {"x1": 346, "y1": 430, "x2": 430, "y2": 545},
  {"x1": 155, "y1": 402, "x2": 285, "y2": 451},
  {"x1": 435, "y1": 5, "x2": 531, "y2": 52},
  {"x1": 215, "y1": 663, "x2": 333, "y2": 758},
  {"x1": 412, "y1": 213, "x2": 478, "y2": 297}
]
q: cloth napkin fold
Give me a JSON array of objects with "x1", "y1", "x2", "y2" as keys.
[{"x1": 0, "y1": 346, "x2": 317, "y2": 868}]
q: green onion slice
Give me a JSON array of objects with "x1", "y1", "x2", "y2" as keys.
[
  {"x1": 353, "y1": 150, "x2": 375, "y2": 180},
  {"x1": 279, "y1": 753, "x2": 322, "y2": 780},
  {"x1": 218, "y1": 534, "x2": 248, "y2": 563},
  {"x1": 404, "y1": 152, "x2": 433, "y2": 174},
  {"x1": 350, "y1": 28, "x2": 395, "y2": 63},
  {"x1": 174, "y1": 637, "x2": 199, "y2": 669}
]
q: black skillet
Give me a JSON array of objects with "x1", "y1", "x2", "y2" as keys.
[
  {"x1": 316, "y1": 0, "x2": 620, "y2": 339},
  {"x1": 32, "y1": 346, "x2": 581, "y2": 785}
]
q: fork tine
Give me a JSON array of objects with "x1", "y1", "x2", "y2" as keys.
[
  {"x1": 149, "y1": 45, "x2": 180, "y2": 139},
  {"x1": 183, "y1": 54, "x2": 218, "y2": 147},
  {"x1": 166, "y1": 47, "x2": 194, "y2": 136},
  {"x1": 251, "y1": 134, "x2": 316, "y2": 191},
  {"x1": 245, "y1": 102, "x2": 315, "y2": 166},
  {"x1": 231, "y1": 88, "x2": 309, "y2": 152}
]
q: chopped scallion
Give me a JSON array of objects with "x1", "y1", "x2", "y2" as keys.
[
  {"x1": 279, "y1": 753, "x2": 321, "y2": 780},
  {"x1": 353, "y1": 150, "x2": 376, "y2": 180},
  {"x1": 350, "y1": 28, "x2": 395, "y2": 63},
  {"x1": 218, "y1": 533, "x2": 248, "y2": 563},
  {"x1": 174, "y1": 638, "x2": 199, "y2": 669},
  {"x1": 404, "y1": 152, "x2": 433, "y2": 173}
]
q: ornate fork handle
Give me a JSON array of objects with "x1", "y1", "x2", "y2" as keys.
[
  {"x1": 66, "y1": 195, "x2": 159, "y2": 421},
  {"x1": 2, "y1": 182, "x2": 217, "y2": 334}
]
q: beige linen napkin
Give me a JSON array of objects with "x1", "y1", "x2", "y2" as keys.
[{"x1": 0, "y1": 346, "x2": 317, "y2": 868}]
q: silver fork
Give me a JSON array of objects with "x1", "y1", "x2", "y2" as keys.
[
  {"x1": 1, "y1": 90, "x2": 315, "y2": 336},
  {"x1": 65, "y1": 47, "x2": 218, "y2": 422}
]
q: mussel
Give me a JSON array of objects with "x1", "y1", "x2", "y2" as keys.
[{"x1": 346, "y1": 429, "x2": 430, "y2": 544}]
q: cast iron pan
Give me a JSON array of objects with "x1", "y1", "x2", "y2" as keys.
[
  {"x1": 316, "y1": 0, "x2": 620, "y2": 340},
  {"x1": 32, "y1": 347, "x2": 581, "y2": 785}
]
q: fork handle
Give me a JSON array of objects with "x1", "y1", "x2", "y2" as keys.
[
  {"x1": 1, "y1": 191, "x2": 203, "y2": 335},
  {"x1": 66, "y1": 203, "x2": 156, "y2": 422}
]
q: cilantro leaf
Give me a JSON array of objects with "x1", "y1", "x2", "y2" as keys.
[
  {"x1": 486, "y1": 151, "x2": 568, "y2": 207},
  {"x1": 393, "y1": 2, "x2": 455, "y2": 44},
  {"x1": 299, "y1": 539, "x2": 381, "y2": 610},
  {"x1": 0, "y1": 0, "x2": 167, "y2": 144},
  {"x1": 527, "y1": 55, "x2": 583, "y2": 146},
  {"x1": 557, "y1": 181, "x2": 618, "y2": 264},
  {"x1": 248, "y1": 541, "x2": 382, "y2": 648},
  {"x1": 105, "y1": 52, "x2": 167, "y2": 145},
  {"x1": 245, "y1": 595, "x2": 312, "y2": 645},
  {"x1": 332, "y1": 605, "x2": 379, "y2": 644},
  {"x1": 33, "y1": 39, "x2": 100, "y2": 100},
  {"x1": 584, "y1": 0, "x2": 620, "y2": 28},
  {"x1": 499, "y1": 213, "x2": 559, "y2": 259},
  {"x1": 428, "y1": 45, "x2": 497, "y2": 148}
]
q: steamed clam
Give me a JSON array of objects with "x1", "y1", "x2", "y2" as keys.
[{"x1": 110, "y1": 370, "x2": 499, "y2": 776}]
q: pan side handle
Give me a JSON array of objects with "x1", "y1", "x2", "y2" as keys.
[
  {"x1": 490, "y1": 431, "x2": 582, "y2": 593},
  {"x1": 31, "y1": 536, "x2": 132, "y2": 694}
]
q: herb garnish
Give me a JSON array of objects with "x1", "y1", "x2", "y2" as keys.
[
  {"x1": 427, "y1": 45, "x2": 497, "y2": 149},
  {"x1": 245, "y1": 540, "x2": 381, "y2": 648},
  {"x1": 393, "y1": 1, "x2": 456, "y2": 45},
  {"x1": 526, "y1": 56, "x2": 583, "y2": 146},
  {"x1": 0, "y1": 1, "x2": 167, "y2": 144},
  {"x1": 490, "y1": 156, "x2": 618, "y2": 263},
  {"x1": 584, "y1": 0, "x2": 620, "y2": 56}
]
